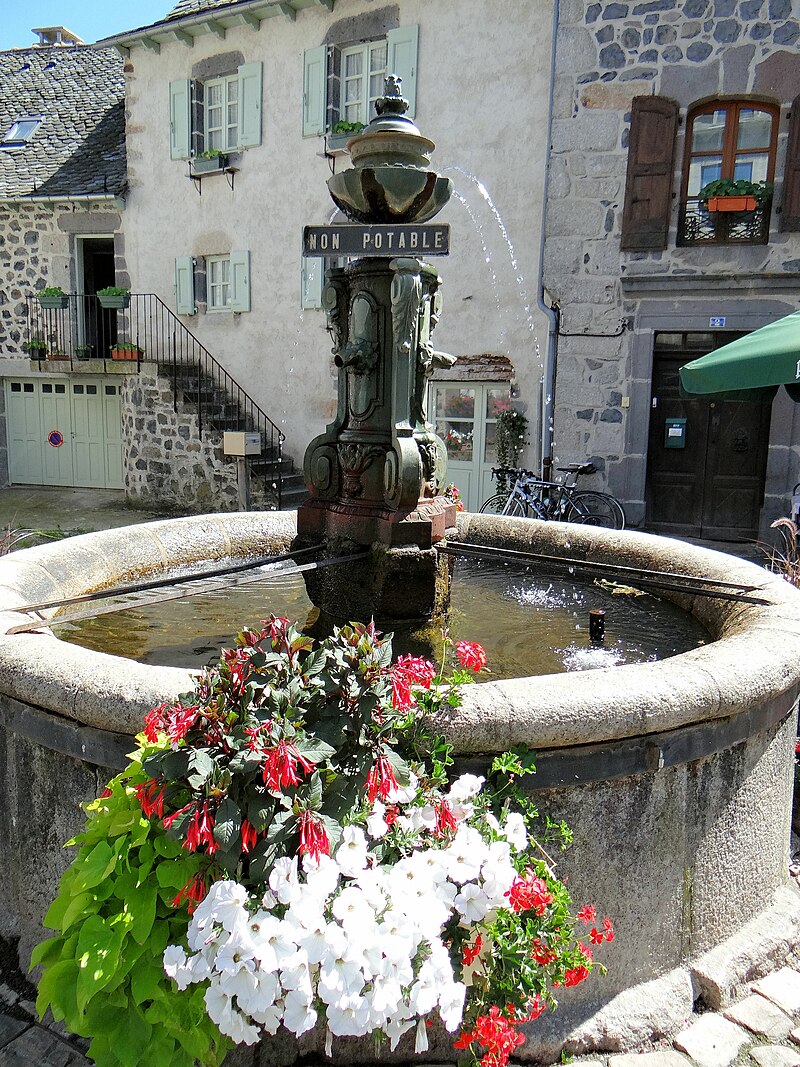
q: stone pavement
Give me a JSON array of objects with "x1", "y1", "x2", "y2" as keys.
[{"x1": 3, "y1": 955, "x2": 800, "y2": 1066}]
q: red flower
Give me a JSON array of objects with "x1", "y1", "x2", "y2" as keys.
[
  {"x1": 602, "y1": 916, "x2": 615, "y2": 942},
  {"x1": 453, "y1": 1030, "x2": 477, "y2": 1050},
  {"x1": 531, "y1": 938, "x2": 557, "y2": 966},
  {"x1": 384, "y1": 805, "x2": 399, "y2": 827},
  {"x1": 265, "y1": 616, "x2": 290, "y2": 643},
  {"x1": 222, "y1": 647, "x2": 252, "y2": 696},
  {"x1": 525, "y1": 995, "x2": 546, "y2": 1021},
  {"x1": 434, "y1": 798, "x2": 458, "y2": 838},
  {"x1": 390, "y1": 668, "x2": 414, "y2": 711},
  {"x1": 394, "y1": 655, "x2": 437, "y2": 687},
  {"x1": 589, "y1": 927, "x2": 604, "y2": 945},
  {"x1": 365, "y1": 753, "x2": 399, "y2": 803},
  {"x1": 577, "y1": 903, "x2": 596, "y2": 924},
  {"x1": 455, "y1": 640, "x2": 487, "y2": 672},
  {"x1": 172, "y1": 873, "x2": 207, "y2": 911},
  {"x1": 564, "y1": 965, "x2": 590, "y2": 987},
  {"x1": 143, "y1": 701, "x2": 199, "y2": 744},
  {"x1": 505, "y1": 871, "x2": 554, "y2": 915},
  {"x1": 298, "y1": 811, "x2": 330, "y2": 861},
  {"x1": 184, "y1": 801, "x2": 219, "y2": 854},
  {"x1": 99, "y1": 787, "x2": 113, "y2": 800},
  {"x1": 241, "y1": 819, "x2": 259, "y2": 854},
  {"x1": 262, "y1": 741, "x2": 315, "y2": 793},
  {"x1": 462, "y1": 934, "x2": 484, "y2": 966},
  {"x1": 135, "y1": 779, "x2": 166, "y2": 819}
]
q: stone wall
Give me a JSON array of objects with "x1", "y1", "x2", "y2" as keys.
[
  {"x1": 121, "y1": 364, "x2": 244, "y2": 513},
  {"x1": 545, "y1": 0, "x2": 800, "y2": 528}
]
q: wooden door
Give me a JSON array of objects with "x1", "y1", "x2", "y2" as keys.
[{"x1": 646, "y1": 344, "x2": 773, "y2": 540}]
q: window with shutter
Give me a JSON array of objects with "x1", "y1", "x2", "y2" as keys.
[
  {"x1": 621, "y1": 96, "x2": 678, "y2": 251},
  {"x1": 782, "y1": 94, "x2": 800, "y2": 232},
  {"x1": 170, "y1": 63, "x2": 262, "y2": 159},
  {"x1": 174, "y1": 256, "x2": 196, "y2": 315}
]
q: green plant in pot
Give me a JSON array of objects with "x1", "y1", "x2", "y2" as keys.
[
  {"x1": 110, "y1": 341, "x2": 143, "y2": 361},
  {"x1": 698, "y1": 178, "x2": 773, "y2": 212},
  {"x1": 328, "y1": 120, "x2": 365, "y2": 149},
  {"x1": 23, "y1": 336, "x2": 48, "y2": 359},
  {"x1": 36, "y1": 286, "x2": 69, "y2": 310},
  {"x1": 191, "y1": 148, "x2": 230, "y2": 174},
  {"x1": 74, "y1": 344, "x2": 94, "y2": 361},
  {"x1": 97, "y1": 286, "x2": 131, "y2": 310}
]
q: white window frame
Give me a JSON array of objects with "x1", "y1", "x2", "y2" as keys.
[
  {"x1": 1, "y1": 115, "x2": 42, "y2": 149},
  {"x1": 207, "y1": 255, "x2": 232, "y2": 312},
  {"x1": 339, "y1": 40, "x2": 388, "y2": 126},
  {"x1": 204, "y1": 74, "x2": 239, "y2": 152}
]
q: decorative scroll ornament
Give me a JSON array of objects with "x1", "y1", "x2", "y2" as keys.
[{"x1": 337, "y1": 441, "x2": 384, "y2": 499}]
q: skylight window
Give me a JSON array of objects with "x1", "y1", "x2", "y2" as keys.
[{"x1": 1, "y1": 117, "x2": 42, "y2": 148}]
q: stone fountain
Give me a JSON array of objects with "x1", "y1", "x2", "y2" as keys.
[
  {"x1": 297, "y1": 77, "x2": 458, "y2": 623},
  {"x1": 0, "y1": 77, "x2": 799, "y2": 1066}
]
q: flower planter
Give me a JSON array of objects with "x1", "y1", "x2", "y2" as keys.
[
  {"x1": 37, "y1": 294, "x2": 69, "y2": 310},
  {"x1": 48, "y1": 352, "x2": 70, "y2": 361},
  {"x1": 706, "y1": 195, "x2": 758, "y2": 212},
  {"x1": 110, "y1": 347, "x2": 142, "y2": 361},
  {"x1": 74, "y1": 348, "x2": 93, "y2": 361},
  {"x1": 190, "y1": 154, "x2": 229, "y2": 175},
  {"x1": 97, "y1": 293, "x2": 130, "y2": 310}
]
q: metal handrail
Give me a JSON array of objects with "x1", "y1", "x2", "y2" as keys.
[{"x1": 24, "y1": 293, "x2": 286, "y2": 508}]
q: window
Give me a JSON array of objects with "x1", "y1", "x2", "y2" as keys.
[
  {"x1": 302, "y1": 26, "x2": 419, "y2": 137},
  {"x1": 678, "y1": 101, "x2": 778, "y2": 246},
  {"x1": 207, "y1": 255, "x2": 231, "y2": 311},
  {"x1": 1, "y1": 116, "x2": 42, "y2": 149},
  {"x1": 169, "y1": 63, "x2": 262, "y2": 160}
]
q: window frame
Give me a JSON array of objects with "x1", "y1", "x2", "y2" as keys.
[
  {"x1": 339, "y1": 39, "x2": 389, "y2": 127},
  {"x1": 203, "y1": 73, "x2": 239, "y2": 153},
  {"x1": 206, "y1": 255, "x2": 232, "y2": 312},
  {"x1": 680, "y1": 99, "x2": 780, "y2": 206},
  {"x1": 1, "y1": 115, "x2": 42, "y2": 149}
]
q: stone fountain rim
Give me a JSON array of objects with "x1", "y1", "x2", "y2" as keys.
[{"x1": 0, "y1": 509, "x2": 798, "y2": 751}]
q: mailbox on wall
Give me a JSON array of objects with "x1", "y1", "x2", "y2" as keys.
[{"x1": 664, "y1": 417, "x2": 687, "y2": 449}]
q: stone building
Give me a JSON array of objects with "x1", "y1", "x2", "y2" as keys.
[
  {"x1": 0, "y1": 35, "x2": 128, "y2": 493},
  {"x1": 543, "y1": 0, "x2": 800, "y2": 539}
]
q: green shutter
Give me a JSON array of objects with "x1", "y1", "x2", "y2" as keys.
[
  {"x1": 387, "y1": 26, "x2": 419, "y2": 118},
  {"x1": 237, "y1": 62, "x2": 262, "y2": 148},
  {"x1": 230, "y1": 250, "x2": 251, "y2": 313},
  {"x1": 301, "y1": 257, "x2": 323, "y2": 309},
  {"x1": 174, "y1": 256, "x2": 196, "y2": 314},
  {"x1": 169, "y1": 79, "x2": 191, "y2": 159},
  {"x1": 303, "y1": 44, "x2": 328, "y2": 137}
]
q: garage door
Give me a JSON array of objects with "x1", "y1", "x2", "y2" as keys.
[{"x1": 4, "y1": 377, "x2": 123, "y2": 489}]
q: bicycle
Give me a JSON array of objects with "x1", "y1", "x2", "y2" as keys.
[{"x1": 479, "y1": 464, "x2": 626, "y2": 529}]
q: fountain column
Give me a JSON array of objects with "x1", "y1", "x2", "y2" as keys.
[{"x1": 297, "y1": 78, "x2": 458, "y2": 623}]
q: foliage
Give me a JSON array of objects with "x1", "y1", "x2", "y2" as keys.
[
  {"x1": 331, "y1": 120, "x2": 365, "y2": 135},
  {"x1": 763, "y1": 517, "x2": 800, "y2": 587},
  {"x1": 443, "y1": 483, "x2": 465, "y2": 512},
  {"x1": 196, "y1": 149, "x2": 228, "y2": 160},
  {"x1": 698, "y1": 178, "x2": 773, "y2": 205},
  {"x1": 494, "y1": 409, "x2": 529, "y2": 494},
  {"x1": 36, "y1": 620, "x2": 610, "y2": 1067},
  {"x1": 97, "y1": 286, "x2": 130, "y2": 298},
  {"x1": 23, "y1": 336, "x2": 48, "y2": 353},
  {"x1": 37, "y1": 286, "x2": 66, "y2": 298},
  {"x1": 111, "y1": 342, "x2": 144, "y2": 353}
]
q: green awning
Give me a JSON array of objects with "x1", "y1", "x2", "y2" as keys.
[{"x1": 679, "y1": 310, "x2": 800, "y2": 394}]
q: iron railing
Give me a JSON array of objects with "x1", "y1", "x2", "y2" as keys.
[
  {"x1": 24, "y1": 293, "x2": 286, "y2": 508},
  {"x1": 677, "y1": 202, "x2": 770, "y2": 246}
]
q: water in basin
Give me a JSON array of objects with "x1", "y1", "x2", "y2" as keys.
[{"x1": 53, "y1": 558, "x2": 708, "y2": 679}]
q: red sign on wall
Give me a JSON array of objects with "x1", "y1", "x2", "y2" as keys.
[{"x1": 47, "y1": 430, "x2": 64, "y2": 448}]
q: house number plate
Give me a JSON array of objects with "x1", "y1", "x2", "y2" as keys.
[{"x1": 303, "y1": 224, "x2": 450, "y2": 257}]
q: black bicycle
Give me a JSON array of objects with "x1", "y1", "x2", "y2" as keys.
[{"x1": 480, "y1": 464, "x2": 626, "y2": 530}]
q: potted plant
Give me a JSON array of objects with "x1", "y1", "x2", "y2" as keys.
[
  {"x1": 97, "y1": 285, "x2": 131, "y2": 310},
  {"x1": 327, "y1": 120, "x2": 365, "y2": 152},
  {"x1": 74, "y1": 343, "x2": 94, "y2": 361},
  {"x1": 36, "y1": 286, "x2": 69, "y2": 310},
  {"x1": 190, "y1": 148, "x2": 231, "y2": 175},
  {"x1": 48, "y1": 349, "x2": 70, "y2": 361},
  {"x1": 23, "y1": 336, "x2": 48, "y2": 360},
  {"x1": 110, "y1": 341, "x2": 143, "y2": 361},
  {"x1": 698, "y1": 178, "x2": 773, "y2": 213}
]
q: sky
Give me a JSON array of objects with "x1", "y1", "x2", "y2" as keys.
[{"x1": 0, "y1": 1, "x2": 173, "y2": 51}]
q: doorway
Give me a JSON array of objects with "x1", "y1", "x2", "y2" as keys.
[
  {"x1": 645, "y1": 331, "x2": 774, "y2": 540},
  {"x1": 76, "y1": 237, "x2": 118, "y2": 358}
]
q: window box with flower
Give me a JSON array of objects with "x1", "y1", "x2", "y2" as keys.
[
  {"x1": 97, "y1": 286, "x2": 130, "y2": 310},
  {"x1": 110, "y1": 342, "x2": 143, "y2": 361},
  {"x1": 36, "y1": 286, "x2": 69, "y2": 310}
]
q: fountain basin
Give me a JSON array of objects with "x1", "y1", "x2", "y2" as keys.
[
  {"x1": 327, "y1": 166, "x2": 454, "y2": 224},
  {"x1": 0, "y1": 510, "x2": 798, "y2": 1061}
]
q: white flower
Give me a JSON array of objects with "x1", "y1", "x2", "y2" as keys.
[
  {"x1": 302, "y1": 853, "x2": 340, "y2": 900},
  {"x1": 326, "y1": 993, "x2": 371, "y2": 1037},
  {"x1": 233, "y1": 969, "x2": 279, "y2": 1019},
  {"x1": 503, "y1": 811, "x2": 528, "y2": 851},
  {"x1": 444, "y1": 826, "x2": 485, "y2": 883},
  {"x1": 283, "y1": 989, "x2": 318, "y2": 1036},
  {"x1": 192, "y1": 880, "x2": 248, "y2": 934},
  {"x1": 163, "y1": 944, "x2": 187, "y2": 979},
  {"x1": 385, "y1": 771, "x2": 418, "y2": 804},
  {"x1": 448, "y1": 773, "x2": 485, "y2": 801},
  {"x1": 454, "y1": 881, "x2": 490, "y2": 923},
  {"x1": 269, "y1": 856, "x2": 300, "y2": 904},
  {"x1": 204, "y1": 981, "x2": 260, "y2": 1044},
  {"x1": 249, "y1": 1000, "x2": 282, "y2": 1033},
  {"x1": 356, "y1": 867, "x2": 388, "y2": 912},
  {"x1": 366, "y1": 801, "x2": 389, "y2": 839},
  {"x1": 377, "y1": 910, "x2": 418, "y2": 964},
  {"x1": 281, "y1": 952, "x2": 313, "y2": 996},
  {"x1": 415, "y1": 1016, "x2": 429, "y2": 1053},
  {"x1": 335, "y1": 826, "x2": 369, "y2": 877},
  {"x1": 246, "y1": 911, "x2": 296, "y2": 972},
  {"x1": 438, "y1": 980, "x2": 467, "y2": 1031},
  {"x1": 383, "y1": 1007, "x2": 415, "y2": 1051},
  {"x1": 215, "y1": 931, "x2": 256, "y2": 976}
]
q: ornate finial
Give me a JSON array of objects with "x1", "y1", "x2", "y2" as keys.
[{"x1": 374, "y1": 74, "x2": 409, "y2": 117}]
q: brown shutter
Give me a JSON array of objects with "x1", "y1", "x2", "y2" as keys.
[
  {"x1": 620, "y1": 96, "x2": 679, "y2": 251},
  {"x1": 782, "y1": 95, "x2": 800, "y2": 232}
]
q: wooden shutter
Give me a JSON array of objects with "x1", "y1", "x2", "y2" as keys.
[
  {"x1": 174, "y1": 256, "x2": 195, "y2": 315},
  {"x1": 301, "y1": 257, "x2": 324, "y2": 309},
  {"x1": 782, "y1": 95, "x2": 800, "y2": 231},
  {"x1": 169, "y1": 79, "x2": 191, "y2": 160},
  {"x1": 230, "y1": 250, "x2": 251, "y2": 313},
  {"x1": 387, "y1": 26, "x2": 419, "y2": 119},
  {"x1": 237, "y1": 62, "x2": 262, "y2": 149},
  {"x1": 620, "y1": 96, "x2": 678, "y2": 251},
  {"x1": 303, "y1": 45, "x2": 328, "y2": 137}
]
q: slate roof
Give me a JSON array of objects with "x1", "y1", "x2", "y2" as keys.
[
  {"x1": 0, "y1": 46, "x2": 126, "y2": 200},
  {"x1": 165, "y1": 0, "x2": 247, "y2": 20}
]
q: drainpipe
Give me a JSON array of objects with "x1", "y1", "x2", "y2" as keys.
[{"x1": 535, "y1": 0, "x2": 560, "y2": 480}]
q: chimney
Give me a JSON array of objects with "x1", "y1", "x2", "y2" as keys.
[{"x1": 30, "y1": 27, "x2": 84, "y2": 47}]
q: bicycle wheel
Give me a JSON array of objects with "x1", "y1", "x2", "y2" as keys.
[
  {"x1": 479, "y1": 493, "x2": 528, "y2": 517},
  {"x1": 565, "y1": 491, "x2": 626, "y2": 530}
]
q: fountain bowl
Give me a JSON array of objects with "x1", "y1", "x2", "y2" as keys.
[
  {"x1": 327, "y1": 166, "x2": 454, "y2": 224},
  {"x1": 0, "y1": 510, "x2": 798, "y2": 1062}
]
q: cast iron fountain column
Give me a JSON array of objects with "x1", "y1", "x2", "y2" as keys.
[{"x1": 297, "y1": 77, "x2": 458, "y2": 623}]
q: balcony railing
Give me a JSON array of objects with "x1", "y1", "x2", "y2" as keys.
[
  {"x1": 677, "y1": 201, "x2": 770, "y2": 246},
  {"x1": 24, "y1": 293, "x2": 286, "y2": 508}
]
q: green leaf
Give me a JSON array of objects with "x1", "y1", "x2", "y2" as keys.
[
  {"x1": 295, "y1": 736, "x2": 336, "y2": 763},
  {"x1": 72, "y1": 840, "x2": 117, "y2": 892},
  {"x1": 126, "y1": 882, "x2": 157, "y2": 945},
  {"x1": 36, "y1": 957, "x2": 79, "y2": 1022},
  {"x1": 213, "y1": 796, "x2": 241, "y2": 850},
  {"x1": 29, "y1": 935, "x2": 65, "y2": 971},
  {"x1": 129, "y1": 954, "x2": 168, "y2": 1006},
  {"x1": 60, "y1": 891, "x2": 97, "y2": 933},
  {"x1": 383, "y1": 746, "x2": 411, "y2": 786},
  {"x1": 75, "y1": 916, "x2": 124, "y2": 1011},
  {"x1": 187, "y1": 748, "x2": 215, "y2": 789}
]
